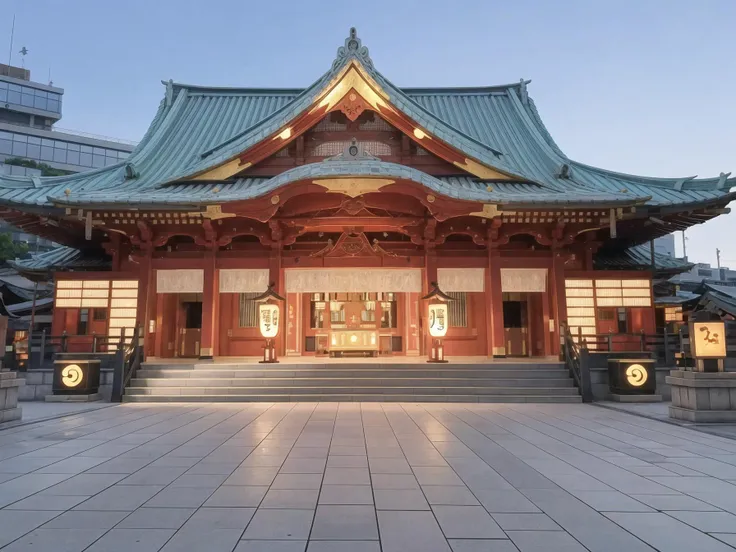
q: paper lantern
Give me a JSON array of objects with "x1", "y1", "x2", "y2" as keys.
[
  {"x1": 259, "y1": 303, "x2": 280, "y2": 338},
  {"x1": 428, "y1": 303, "x2": 448, "y2": 338}
]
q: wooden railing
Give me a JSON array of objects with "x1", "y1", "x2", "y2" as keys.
[
  {"x1": 579, "y1": 330, "x2": 680, "y2": 366},
  {"x1": 562, "y1": 323, "x2": 593, "y2": 402},
  {"x1": 111, "y1": 327, "x2": 142, "y2": 403},
  {"x1": 10, "y1": 329, "x2": 132, "y2": 372}
]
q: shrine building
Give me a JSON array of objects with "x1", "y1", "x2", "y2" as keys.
[{"x1": 1, "y1": 29, "x2": 733, "y2": 363}]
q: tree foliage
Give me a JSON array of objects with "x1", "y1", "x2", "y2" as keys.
[
  {"x1": 4, "y1": 157, "x2": 72, "y2": 177},
  {"x1": 0, "y1": 233, "x2": 29, "y2": 263}
]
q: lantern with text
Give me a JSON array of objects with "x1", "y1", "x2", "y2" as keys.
[
  {"x1": 422, "y1": 282, "x2": 453, "y2": 363},
  {"x1": 689, "y1": 319, "x2": 727, "y2": 372},
  {"x1": 254, "y1": 284, "x2": 285, "y2": 364}
]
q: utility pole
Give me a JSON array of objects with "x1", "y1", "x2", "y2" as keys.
[
  {"x1": 717, "y1": 248, "x2": 721, "y2": 269},
  {"x1": 681, "y1": 231, "x2": 688, "y2": 261}
]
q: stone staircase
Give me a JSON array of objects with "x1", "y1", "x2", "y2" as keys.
[{"x1": 123, "y1": 360, "x2": 582, "y2": 403}]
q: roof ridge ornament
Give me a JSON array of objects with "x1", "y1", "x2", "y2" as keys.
[
  {"x1": 333, "y1": 27, "x2": 374, "y2": 70},
  {"x1": 519, "y1": 79, "x2": 528, "y2": 105}
]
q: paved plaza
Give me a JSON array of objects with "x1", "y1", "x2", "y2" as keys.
[{"x1": 1, "y1": 404, "x2": 736, "y2": 551}]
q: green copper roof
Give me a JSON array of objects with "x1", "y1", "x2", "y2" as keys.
[
  {"x1": 595, "y1": 244, "x2": 694, "y2": 275},
  {"x1": 0, "y1": 28, "x2": 733, "y2": 213}
]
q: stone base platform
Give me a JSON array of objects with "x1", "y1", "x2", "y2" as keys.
[
  {"x1": 45, "y1": 393, "x2": 102, "y2": 403},
  {"x1": 0, "y1": 371, "x2": 24, "y2": 422},
  {"x1": 611, "y1": 393, "x2": 662, "y2": 403},
  {"x1": 667, "y1": 370, "x2": 736, "y2": 423}
]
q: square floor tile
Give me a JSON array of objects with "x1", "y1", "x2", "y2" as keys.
[
  {"x1": 204, "y1": 485, "x2": 268, "y2": 507},
  {"x1": 448, "y1": 540, "x2": 519, "y2": 552},
  {"x1": 85, "y1": 528, "x2": 176, "y2": 552},
  {"x1": 272, "y1": 473, "x2": 323, "y2": 490},
  {"x1": 116, "y1": 507, "x2": 195, "y2": 529},
  {"x1": 327, "y1": 455, "x2": 369, "y2": 468},
  {"x1": 242, "y1": 508, "x2": 314, "y2": 540},
  {"x1": 180, "y1": 507, "x2": 255, "y2": 530},
  {"x1": 262, "y1": 489, "x2": 320, "y2": 509},
  {"x1": 1, "y1": 528, "x2": 108, "y2": 552},
  {"x1": 311, "y1": 505, "x2": 379, "y2": 540},
  {"x1": 145, "y1": 485, "x2": 216, "y2": 508},
  {"x1": 225, "y1": 467, "x2": 279, "y2": 486},
  {"x1": 413, "y1": 467, "x2": 464, "y2": 486},
  {"x1": 0, "y1": 510, "x2": 62, "y2": 548},
  {"x1": 160, "y1": 528, "x2": 243, "y2": 552},
  {"x1": 43, "y1": 510, "x2": 129, "y2": 530},
  {"x1": 5, "y1": 494, "x2": 89, "y2": 510},
  {"x1": 74, "y1": 484, "x2": 165, "y2": 511},
  {"x1": 319, "y1": 485, "x2": 374, "y2": 505},
  {"x1": 422, "y1": 485, "x2": 479, "y2": 506},
  {"x1": 491, "y1": 513, "x2": 560, "y2": 531},
  {"x1": 377, "y1": 510, "x2": 451, "y2": 552},
  {"x1": 374, "y1": 489, "x2": 429, "y2": 510},
  {"x1": 368, "y1": 458, "x2": 412, "y2": 474},
  {"x1": 323, "y1": 467, "x2": 371, "y2": 485},
  {"x1": 508, "y1": 530, "x2": 589, "y2": 551},
  {"x1": 235, "y1": 541, "x2": 307, "y2": 552},
  {"x1": 307, "y1": 542, "x2": 380, "y2": 551},
  {"x1": 281, "y1": 457, "x2": 327, "y2": 473},
  {"x1": 432, "y1": 505, "x2": 504, "y2": 539},
  {"x1": 371, "y1": 474, "x2": 420, "y2": 490}
]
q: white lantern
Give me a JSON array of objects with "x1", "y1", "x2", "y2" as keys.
[
  {"x1": 428, "y1": 303, "x2": 448, "y2": 338},
  {"x1": 259, "y1": 303, "x2": 280, "y2": 338}
]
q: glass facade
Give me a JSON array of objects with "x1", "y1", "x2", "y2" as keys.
[
  {"x1": 0, "y1": 130, "x2": 130, "y2": 169},
  {"x1": 0, "y1": 81, "x2": 62, "y2": 113}
]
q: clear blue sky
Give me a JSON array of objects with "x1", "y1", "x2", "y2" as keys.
[{"x1": 3, "y1": 0, "x2": 735, "y2": 265}]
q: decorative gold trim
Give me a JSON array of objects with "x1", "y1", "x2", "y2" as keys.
[
  {"x1": 188, "y1": 205, "x2": 236, "y2": 220},
  {"x1": 469, "y1": 204, "x2": 512, "y2": 219},
  {"x1": 310, "y1": 62, "x2": 393, "y2": 117},
  {"x1": 492, "y1": 346, "x2": 506, "y2": 355},
  {"x1": 313, "y1": 177, "x2": 394, "y2": 198},
  {"x1": 200, "y1": 347, "x2": 213, "y2": 356},
  {"x1": 454, "y1": 158, "x2": 512, "y2": 180},
  {"x1": 271, "y1": 195, "x2": 280, "y2": 205},
  {"x1": 192, "y1": 159, "x2": 251, "y2": 181}
]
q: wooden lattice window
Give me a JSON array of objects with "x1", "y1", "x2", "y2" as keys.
[
  {"x1": 238, "y1": 293, "x2": 259, "y2": 328},
  {"x1": 448, "y1": 292, "x2": 468, "y2": 328}
]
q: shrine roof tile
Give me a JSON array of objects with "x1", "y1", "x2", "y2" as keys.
[{"x1": 0, "y1": 29, "x2": 733, "y2": 214}]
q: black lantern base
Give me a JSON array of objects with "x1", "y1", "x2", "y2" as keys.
[
  {"x1": 260, "y1": 339, "x2": 279, "y2": 364},
  {"x1": 608, "y1": 358, "x2": 656, "y2": 395},
  {"x1": 427, "y1": 338, "x2": 448, "y2": 363},
  {"x1": 52, "y1": 359, "x2": 101, "y2": 395}
]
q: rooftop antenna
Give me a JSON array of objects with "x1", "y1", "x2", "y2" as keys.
[
  {"x1": 7, "y1": 14, "x2": 15, "y2": 66},
  {"x1": 48, "y1": 68, "x2": 52, "y2": 86},
  {"x1": 18, "y1": 46, "x2": 28, "y2": 68}
]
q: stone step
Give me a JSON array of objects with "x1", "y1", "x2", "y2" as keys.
[
  {"x1": 130, "y1": 377, "x2": 575, "y2": 388},
  {"x1": 123, "y1": 394, "x2": 582, "y2": 403},
  {"x1": 141, "y1": 362, "x2": 565, "y2": 372},
  {"x1": 135, "y1": 368, "x2": 570, "y2": 380},
  {"x1": 125, "y1": 385, "x2": 580, "y2": 396}
]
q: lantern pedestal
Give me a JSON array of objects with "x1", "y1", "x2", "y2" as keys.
[
  {"x1": 427, "y1": 338, "x2": 448, "y2": 363},
  {"x1": 260, "y1": 339, "x2": 279, "y2": 364}
]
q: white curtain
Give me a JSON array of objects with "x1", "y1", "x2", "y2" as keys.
[
  {"x1": 501, "y1": 268, "x2": 547, "y2": 292},
  {"x1": 219, "y1": 269, "x2": 269, "y2": 293},
  {"x1": 156, "y1": 269, "x2": 203, "y2": 294},
  {"x1": 438, "y1": 268, "x2": 485, "y2": 292},
  {"x1": 285, "y1": 269, "x2": 422, "y2": 293}
]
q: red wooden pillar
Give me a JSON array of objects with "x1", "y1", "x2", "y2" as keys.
[
  {"x1": 549, "y1": 250, "x2": 567, "y2": 356},
  {"x1": 423, "y1": 246, "x2": 437, "y2": 357},
  {"x1": 270, "y1": 244, "x2": 285, "y2": 357},
  {"x1": 488, "y1": 250, "x2": 505, "y2": 357},
  {"x1": 200, "y1": 248, "x2": 218, "y2": 359},
  {"x1": 136, "y1": 250, "x2": 154, "y2": 358}
]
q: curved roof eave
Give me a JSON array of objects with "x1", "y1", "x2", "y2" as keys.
[{"x1": 48, "y1": 160, "x2": 644, "y2": 209}]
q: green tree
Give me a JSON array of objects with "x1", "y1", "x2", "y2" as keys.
[{"x1": 0, "y1": 234, "x2": 29, "y2": 263}]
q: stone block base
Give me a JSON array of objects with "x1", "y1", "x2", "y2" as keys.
[
  {"x1": 611, "y1": 393, "x2": 662, "y2": 403},
  {"x1": 667, "y1": 370, "x2": 736, "y2": 423},
  {"x1": 45, "y1": 393, "x2": 101, "y2": 403},
  {"x1": 0, "y1": 371, "x2": 24, "y2": 423},
  {"x1": 669, "y1": 405, "x2": 736, "y2": 423}
]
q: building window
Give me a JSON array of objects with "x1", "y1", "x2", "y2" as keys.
[
  {"x1": 77, "y1": 309, "x2": 89, "y2": 335},
  {"x1": 448, "y1": 292, "x2": 467, "y2": 328},
  {"x1": 616, "y1": 308, "x2": 628, "y2": 333},
  {"x1": 93, "y1": 309, "x2": 107, "y2": 322},
  {"x1": 698, "y1": 269, "x2": 713, "y2": 277},
  {"x1": 238, "y1": 293, "x2": 259, "y2": 328}
]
